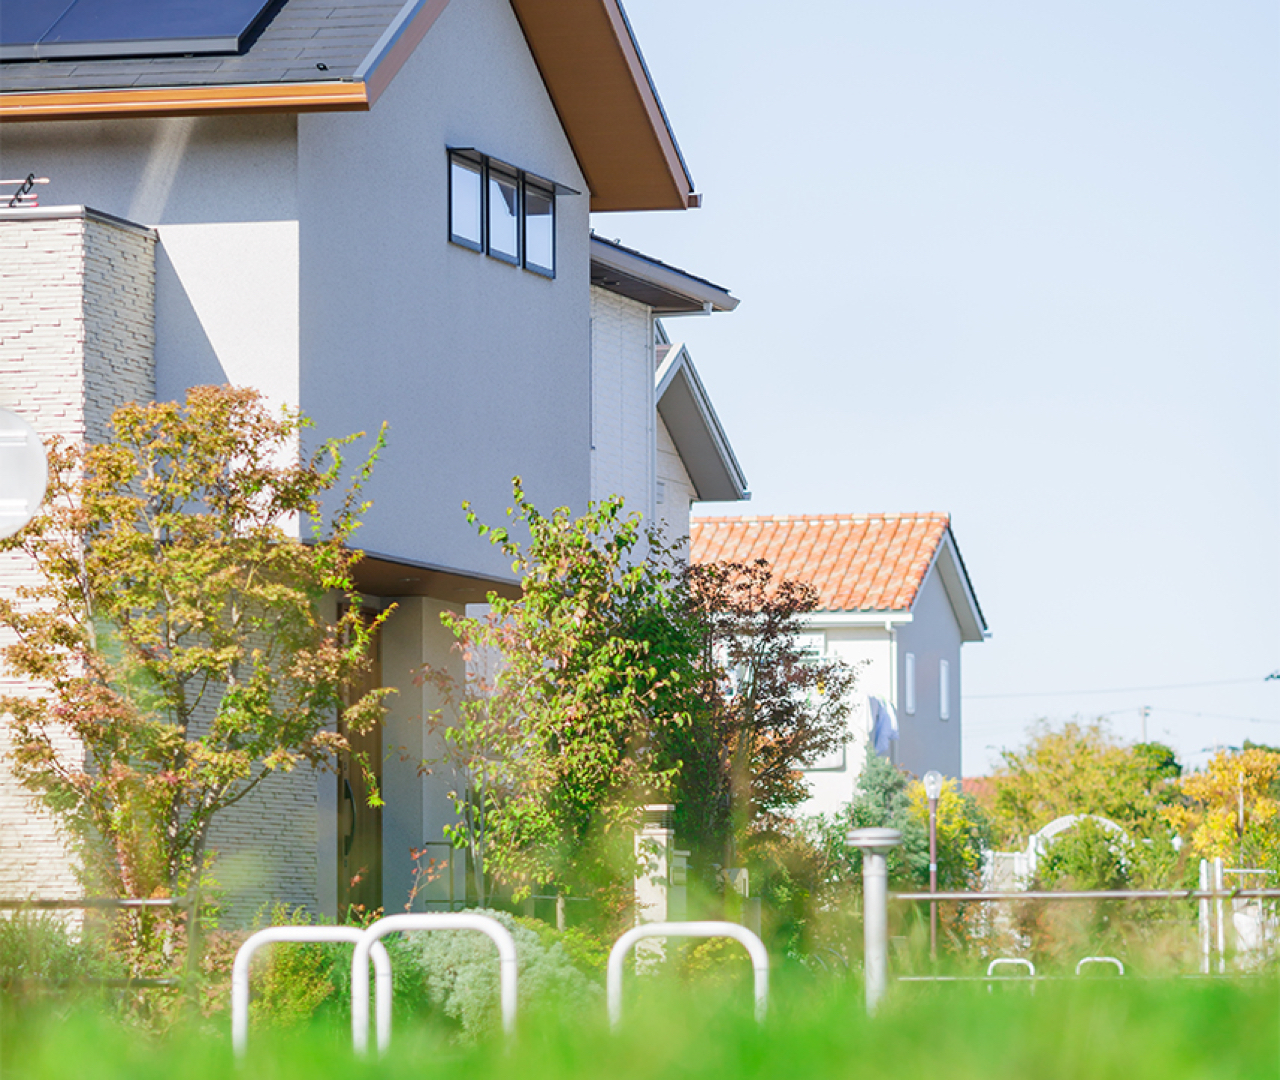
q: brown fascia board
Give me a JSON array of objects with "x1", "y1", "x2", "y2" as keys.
[
  {"x1": 0, "y1": 0, "x2": 695, "y2": 215},
  {"x1": 0, "y1": 81, "x2": 370, "y2": 122},
  {"x1": 508, "y1": 0, "x2": 694, "y2": 212}
]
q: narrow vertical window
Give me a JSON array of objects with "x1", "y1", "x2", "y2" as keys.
[
  {"x1": 939, "y1": 659, "x2": 950, "y2": 720},
  {"x1": 905, "y1": 652, "x2": 916, "y2": 715},
  {"x1": 448, "y1": 152, "x2": 482, "y2": 251},
  {"x1": 523, "y1": 178, "x2": 555, "y2": 277},
  {"x1": 487, "y1": 165, "x2": 520, "y2": 264}
]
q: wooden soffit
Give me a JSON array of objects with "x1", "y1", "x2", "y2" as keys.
[{"x1": 508, "y1": 0, "x2": 694, "y2": 212}]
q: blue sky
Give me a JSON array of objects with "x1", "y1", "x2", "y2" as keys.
[{"x1": 597, "y1": 0, "x2": 1280, "y2": 775}]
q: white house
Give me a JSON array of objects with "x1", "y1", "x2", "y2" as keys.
[
  {"x1": 689, "y1": 513, "x2": 988, "y2": 816},
  {"x1": 0, "y1": 0, "x2": 747, "y2": 919},
  {"x1": 589, "y1": 235, "x2": 749, "y2": 542}
]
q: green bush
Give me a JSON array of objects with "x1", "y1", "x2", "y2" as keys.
[
  {"x1": 247, "y1": 904, "x2": 335, "y2": 1030},
  {"x1": 0, "y1": 910, "x2": 121, "y2": 992},
  {"x1": 402, "y1": 908, "x2": 601, "y2": 1041}
]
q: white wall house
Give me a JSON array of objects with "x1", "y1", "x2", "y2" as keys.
[
  {"x1": 588, "y1": 235, "x2": 749, "y2": 541},
  {"x1": 0, "y1": 0, "x2": 744, "y2": 920},
  {"x1": 689, "y1": 513, "x2": 988, "y2": 817}
]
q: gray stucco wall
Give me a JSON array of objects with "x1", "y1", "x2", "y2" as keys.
[
  {"x1": 298, "y1": 0, "x2": 591, "y2": 580},
  {"x1": 894, "y1": 567, "x2": 963, "y2": 778},
  {"x1": 0, "y1": 0, "x2": 600, "y2": 918},
  {"x1": 0, "y1": 113, "x2": 302, "y2": 421}
]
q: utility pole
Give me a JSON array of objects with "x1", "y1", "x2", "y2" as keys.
[{"x1": 1140, "y1": 705, "x2": 1150, "y2": 742}]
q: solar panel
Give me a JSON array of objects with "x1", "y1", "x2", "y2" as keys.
[{"x1": 0, "y1": 0, "x2": 278, "y2": 62}]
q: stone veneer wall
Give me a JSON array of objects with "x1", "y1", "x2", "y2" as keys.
[
  {"x1": 0, "y1": 207, "x2": 156, "y2": 900},
  {"x1": 0, "y1": 207, "x2": 320, "y2": 921}
]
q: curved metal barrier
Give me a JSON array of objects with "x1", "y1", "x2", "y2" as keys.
[
  {"x1": 606, "y1": 920, "x2": 769, "y2": 1029},
  {"x1": 1075, "y1": 955, "x2": 1125, "y2": 976},
  {"x1": 352, "y1": 912, "x2": 518, "y2": 1054},
  {"x1": 231, "y1": 926, "x2": 391, "y2": 1057},
  {"x1": 986, "y1": 956, "x2": 1035, "y2": 994},
  {"x1": 986, "y1": 957, "x2": 1036, "y2": 978}
]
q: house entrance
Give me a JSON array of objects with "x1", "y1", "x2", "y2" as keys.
[{"x1": 338, "y1": 611, "x2": 383, "y2": 917}]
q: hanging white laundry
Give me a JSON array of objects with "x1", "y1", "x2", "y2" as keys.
[{"x1": 870, "y1": 696, "x2": 899, "y2": 756}]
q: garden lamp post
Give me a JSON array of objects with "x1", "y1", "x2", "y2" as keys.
[{"x1": 923, "y1": 771, "x2": 944, "y2": 962}]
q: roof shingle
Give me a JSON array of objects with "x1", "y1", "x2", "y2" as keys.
[{"x1": 689, "y1": 513, "x2": 951, "y2": 613}]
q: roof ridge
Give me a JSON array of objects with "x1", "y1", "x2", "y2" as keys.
[{"x1": 692, "y1": 511, "x2": 951, "y2": 526}]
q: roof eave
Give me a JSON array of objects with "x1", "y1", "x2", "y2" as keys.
[
  {"x1": 0, "y1": 80, "x2": 370, "y2": 121},
  {"x1": 926, "y1": 529, "x2": 989, "y2": 643},
  {"x1": 508, "y1": 0, "x2": 695, "y2": 212},
  {"x1": 591, "y1": 235, "x2": 737, "y2": 314}
]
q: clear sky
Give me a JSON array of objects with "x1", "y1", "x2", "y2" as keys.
[{"x1": 597, "y1": 0, "x2": 1280, "y2": 776}]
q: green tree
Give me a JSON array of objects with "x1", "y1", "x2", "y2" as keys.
[
  {"x1": 0, "y1": 386, "x2": 388, "y2": 917},
  {"x1": 663, "y1": 558, "x2": 857, "y2": 874},
  {"x1": 1166, "y1": 746, "x2": 1280, "y2": 871},
  {"x1": 417, "y1": 481, "x2": 685, "y2": 911},
  {"x1": 989, "y1": 720, "x2": 1180, "y2": 847}
]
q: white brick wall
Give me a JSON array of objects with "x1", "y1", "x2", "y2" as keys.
[
  {"x1": 590, "y1": 286, "x2": 654, "y2": 521},
  {"x1": 0, "y1": 208, "x2": 155, "y2": 901},
  {"x1": 655, "y1": 412, "x2": 695, "y2": 545}
]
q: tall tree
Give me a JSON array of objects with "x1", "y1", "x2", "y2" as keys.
[
  {"x1": 1166, "y1": 746, "x2": 1280, "y2": 871},
  {"x1": 417, "y1": 481, "x2": 686, "y2": 910},
  {"x1": 663, "y1": 559, "x2": 857, "y2": 871},
  {"x1": 0, "y1": 386, "x2": 388, "y2": 910}
]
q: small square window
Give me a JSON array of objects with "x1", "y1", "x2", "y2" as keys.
[
  {"x1": 904, "y1": 652, "x2": 916, "y2": 715},
  {"x1": 939, "y1": 659, "x2": 950, "y2": 720},
  {"x1": 523, "y1": 179, "x2": 555, "y2": 277},
  {"x1": 487, "y1": 166, "x2": 520, "y2": 265},
  {"x1": 448, "y1": 153, "x2": 482, "y2": 251}
]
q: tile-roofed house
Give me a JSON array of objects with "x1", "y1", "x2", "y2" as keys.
[
  {"x1": 691, "y1": 513, "x2": 956, "y2": 615},
  {"x1": 0, "y1": 0, "x2": 741, "y2": 923},
  {"x1": 691, "y1": 512, "x2": 988, "y2": 812}
]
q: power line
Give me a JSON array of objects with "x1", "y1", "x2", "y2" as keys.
[
  {"x1": 963, "y1": 676, "x2": 1267, "y2": 700},
  {"x1": 966, "y1": 704, "x2": 1279, "y2": 732}
]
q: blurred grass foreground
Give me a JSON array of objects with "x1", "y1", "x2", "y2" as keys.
[{"x1": 3, "y1": 975, "x2": 1277, "y2": 1080}]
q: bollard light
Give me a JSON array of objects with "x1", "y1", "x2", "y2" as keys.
[{"x1": 847, "y1": 827, "x2": 902, "y2": 1015}]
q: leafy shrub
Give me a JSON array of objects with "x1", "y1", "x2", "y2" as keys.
[
  {"x1": 247, "y1": 904, "x2": 335, "y2": 1030},
  {"x1": 0, "y1": 911, "x2": 121, "y2": 992},
  {"x1": 402, "y1": 908, "x2": 601, "y2": 1041}
]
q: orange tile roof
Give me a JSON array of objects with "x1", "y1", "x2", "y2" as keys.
[{"x1": 689, "y1": 513, "x2": 951, "y2": 613}]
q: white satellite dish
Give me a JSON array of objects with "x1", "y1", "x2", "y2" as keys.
[{"x1": 0, "y1": 408, "x2": 49, "y2": 540}]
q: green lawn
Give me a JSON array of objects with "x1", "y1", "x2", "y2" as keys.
[{"x1": 3, "y1": 975, "x2": 1277, "y2": 1080}]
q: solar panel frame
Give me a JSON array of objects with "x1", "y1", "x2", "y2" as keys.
[{"x1": 0, "y1": 0, "x2": 279, "y2": 62}]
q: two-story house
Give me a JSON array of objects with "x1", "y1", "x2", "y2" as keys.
[
  {"x1": 0, "y1": 0, "x2": 747, "y2": 919},
  {"x1": 689, "y1": 513, "x2": 988, "y2": 816}
]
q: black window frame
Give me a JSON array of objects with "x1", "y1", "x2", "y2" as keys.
[
  {"x1": 447, "y1": 148, "x2": 560, "y2": 279},
  {"x1": 486, "y1": 162, "x2": 522, "y2": 267},
  {"x1": 521, "y1": 175, "x2": 556, "y2": 278},
  {"x1": 447, "y1": 150, "x2": 484, "y2": 253}
]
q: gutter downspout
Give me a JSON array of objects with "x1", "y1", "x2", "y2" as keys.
[{"x1": 886, "y1": 619, "x2": 898, "y2": 768}]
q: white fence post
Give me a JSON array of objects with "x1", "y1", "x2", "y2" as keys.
[
  {"x1": 847, "y1": 828, "x2": 902, "y2": 1015},
  {"x1": 231, "y1": 926, "x2": 391, "y2": 1058},
  {"x1": 351, "y1": 912, "x2": 518, "y2": 1055},
  {"x1": 606, "y1": 920, "x2": 768, "y2": 1029},
  {"x1": 1213, "y1": 857, "x2": 1226, "y2": 973}
]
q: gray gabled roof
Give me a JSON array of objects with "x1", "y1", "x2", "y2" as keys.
[
  {"x1": 656, "y1": 343, "x2": 749, "y2": 503},
  {"x1": 0, "y1": 0, "x2": 412, "y2": 93}
]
